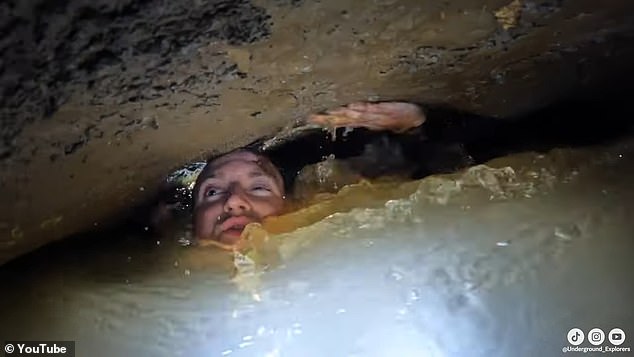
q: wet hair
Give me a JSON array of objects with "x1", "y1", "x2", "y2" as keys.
[{"x1": 192, "y1": 148, "x2": 285, "y2": 207}]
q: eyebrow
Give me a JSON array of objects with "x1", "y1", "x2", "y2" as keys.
[{"x1": 248, "y1": 170, "x2": 267, "y2": 178}]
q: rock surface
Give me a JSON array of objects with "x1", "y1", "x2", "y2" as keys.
[{"x1": 1, "y1": 0, "x2": 634, "y2": 264}]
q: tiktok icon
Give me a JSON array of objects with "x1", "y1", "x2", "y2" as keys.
[{"x1": 567, "y1": 328, "x2": 585, "y2": 346}]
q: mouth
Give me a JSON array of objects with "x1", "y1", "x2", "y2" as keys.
[
  {"x1": 218, "y1": 216, "x2": 256, "y2": 239},
  {"x1": 222, "y1": 224, "x2": 246, "y2": 237}
]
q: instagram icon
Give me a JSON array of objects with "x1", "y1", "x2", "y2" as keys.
[{"x1": 588, "y1": 328, "x2": 605, "y2": 345}]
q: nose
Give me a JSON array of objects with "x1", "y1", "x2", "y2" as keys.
[{"x1": 223, "y1": 186, "x2": 251, "y2": 214}]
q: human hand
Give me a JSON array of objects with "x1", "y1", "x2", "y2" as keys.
[{"x1": 308, "y1": 101, "x2": 426, "y2": 133}]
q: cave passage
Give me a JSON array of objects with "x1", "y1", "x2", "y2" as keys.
[
  {"x1": 3, "y1": 89, "x2": 633, "y2": 259},
  {"x1": 0, "y1": 91, "x2": 633, "y2": 357},
  {"x1": 2, "y1": 0, "x2": 634, "y2": 354},
  {"x1": 144, "y1": 90, "x2": 634, "y2": 235}
]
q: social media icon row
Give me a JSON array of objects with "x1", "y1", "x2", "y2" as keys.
[{"x1": 567, "y1": 328, "x2": 626, "y2": 346}]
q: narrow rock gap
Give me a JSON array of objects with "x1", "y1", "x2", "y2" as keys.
[
  {"x1": 255, "y1": 94, "x2": 633, "y2": 195},
  {"x1": 132, "y1": 90, "x2": 633, "y2": 237},
  {"x1": 2, "y1": 90, "x2": 632, "y2": 271}
]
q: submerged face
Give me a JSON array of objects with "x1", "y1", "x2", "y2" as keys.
[{"x1": 193, "y1": 150, "x2": 285, "y2": 245}]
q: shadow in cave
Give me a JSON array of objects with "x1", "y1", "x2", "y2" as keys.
[
  {"x1": 261, "y1": 91, "x2": 634, "y2": 190},
  {"x1": 0, "y1": 223, "x2": 172, "y2": 283}
]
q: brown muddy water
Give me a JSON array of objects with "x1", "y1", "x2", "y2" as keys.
[{"x1": 1, "y1": 134, "x2": 633, "y2": 356}]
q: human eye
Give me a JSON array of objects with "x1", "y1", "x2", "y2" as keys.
[
  {"x1": 203, "y1": 185, "x2": 225, "y2": 199},
  {"x1": 249, "y1": 183, "x2": 272, "y2": 195}
]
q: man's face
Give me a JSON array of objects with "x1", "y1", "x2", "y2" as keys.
[{"x1": 193, "y1": 151, "x2": 285, "y2": 245}]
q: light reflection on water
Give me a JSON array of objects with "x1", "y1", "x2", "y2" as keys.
[{"x1": 1, "y1": 139, "x2": 634, "y2": 356}]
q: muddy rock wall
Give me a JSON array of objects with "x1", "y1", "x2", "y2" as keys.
[{"x1": 1, "y1": 0, "x2": 634, "y2": 264}]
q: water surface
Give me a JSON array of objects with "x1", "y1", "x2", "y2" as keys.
[{"x1": 1, "y1": 137, "x2": 633, "y2": 356}]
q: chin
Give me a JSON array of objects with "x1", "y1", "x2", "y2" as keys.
[{"x1": 218, "y1": 233, "x2": 242, "y2": 245}]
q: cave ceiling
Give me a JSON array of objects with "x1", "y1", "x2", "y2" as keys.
[{"x1": 1, "y1": 0, "x2": 634, "y2": 264}]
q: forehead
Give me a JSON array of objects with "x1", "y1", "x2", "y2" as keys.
[
  {"x1": 206, "y1": 151, "x2": 261, "y2": 170},
  {"x1": 207, "y1": 160, "x2": 268, "y2": 179},
  {"x1": 199, "y1": 151, "x2": 282, "y2": 187}
]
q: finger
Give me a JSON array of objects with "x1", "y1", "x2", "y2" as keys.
[
  {"x1": 308, "y1": 114, "x2": 340, "y2": 126},
  {"x1": 383, "y1": 102, "x2": 424, "y2": 117},
  {"x1": 347, "y1": 102, "x2": 376, "y2": 112},
  {"x1": 347, "y1": 102, "x2": 405, "y2": 114},
  {"x1": 362, "y1": 112, "x2": 425, "y2": 131},
  {"x1": 307, "y1": 114, "x2": 333, "y2": 125},
  {"x1": 350, "y1": 102, "x2": 422, "y2": 116},
  {"x1": 326, "y1": 108, "x2": 364, "y2": 118},
  {"x1": 324, "y1": 108, "x2": 353, "y2": 116},
  {"x1": 309, "y1": 114, "x2": 372, "y2": 128},
  {"x1": 355, "y1": 112, "x2": 391, "y2": 123},
  {"x1": 308, "y1": 114, "x2": 349, "y2": 125}
]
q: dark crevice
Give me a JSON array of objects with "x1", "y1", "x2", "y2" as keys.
[{"x1": 262, "y1": 89, "x2": 634, "y2": 191}]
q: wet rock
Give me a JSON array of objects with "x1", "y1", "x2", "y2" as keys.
[
  {"x1": 494, "y1": 0, "x2": 522, "y2": 30},
  {"x1": 293, "y1": 155, "x2": 361, "y2": 200},
  {"x1": 2, "y1": 0, "x2": 634, "y2": 264},
  {"x1": 0, "y1": 0, "x2": 271, "y2": 158}
]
